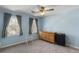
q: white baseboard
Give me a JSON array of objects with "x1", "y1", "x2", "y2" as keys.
[
  {"x1": 66, "y1": 44, "x2": 79, "y2": 49},
  {"x1": 1, "y1": 39, "x2": 38, "y2": 48},
  {"x1": 1, "y1": 40, "x2": 26, "y2": 48}
]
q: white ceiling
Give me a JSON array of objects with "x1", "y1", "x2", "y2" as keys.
[{"x1": 0, "y1": 5, "x2": 79, "y2": 17}]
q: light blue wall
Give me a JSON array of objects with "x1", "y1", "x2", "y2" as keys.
[
  {"x1": 41, "y1": 7, "x2": 79, "y2": 48},
  {"x1": 38, "y1": 17, "x2": 44, "y2": 31},
  {"x1": 0, "y1": 11, "x2": 41, "y2": 48}
]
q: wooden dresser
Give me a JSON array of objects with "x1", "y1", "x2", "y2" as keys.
[{"x1": 39, "y1": 32, "x2": 56, "y2": 43}]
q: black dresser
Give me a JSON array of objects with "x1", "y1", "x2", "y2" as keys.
[{"x1": 55, "y1": 33, "x2": 65, "y2": 46}]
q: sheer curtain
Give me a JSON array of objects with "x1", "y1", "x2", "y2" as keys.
[
  {"x1": 29, "y1": 18, "x2": 39, "y2": 34},
  {"x1": 6, "y1": 15, "x2": 20, "y2": 37},
  {"x1": 31, "y1": 18, "x2": 37, "y2": 33}
]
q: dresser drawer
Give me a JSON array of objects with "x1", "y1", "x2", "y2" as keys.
[{"x1": 39, "y1": 32, "x2": 56, "y2": 43}]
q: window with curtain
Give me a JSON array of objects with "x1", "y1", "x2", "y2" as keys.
[
  {"x1": 29, "y1": 18, "x2": 38, "y2": 34},
  {"x1": 6, "y1": 15, "x2": 20, "y2": 37},
  {"x1": 31, "y1": 18, "x2": 37, "y2": 33}
]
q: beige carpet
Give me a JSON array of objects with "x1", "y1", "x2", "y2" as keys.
[{"x1": 0, "y1": 40, "x2": 79, "y2": 53}]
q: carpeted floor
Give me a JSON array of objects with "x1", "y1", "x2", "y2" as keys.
[{"x1": 0, "y1": 40, "x2": 79, "y2": 53}]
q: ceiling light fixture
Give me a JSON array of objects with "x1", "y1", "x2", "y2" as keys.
[
  {"x1": 40, "y1": 7, "x2": 45, "y2": 15},
  {"x1": 32, "y1": 6, "x2": 54, "y2": 16},
  {"x1": 40, "y1": 11, "x2": 45, "y2": 15}
]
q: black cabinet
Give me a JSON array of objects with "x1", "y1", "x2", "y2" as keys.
[{"x1": 55, "y1": 33, "x2": 65, "y2": 46}]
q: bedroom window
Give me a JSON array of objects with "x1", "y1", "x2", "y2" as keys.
[
  {"x1": 6, "y1": 15, "x2": 20, "y2": 37},
  {"x1": 31, "y1": 18, "x2": 37, "y2": 33},
  {"x1": 29, "y1": 18, "x2": 38, "y2": 34}
]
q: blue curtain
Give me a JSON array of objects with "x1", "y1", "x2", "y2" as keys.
[
  {"x1": 2, "y1": 13, "x2": 11, "y2": 38},
  {"x1": 35, "y1": 18, "x2": 39, "y2": 34},
  {"x1": 16, "y1": 15, "x2": 23, "y2": 35},
  {"x1": 29, "y1": 18, "x2": 33, "y2": 34}
]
